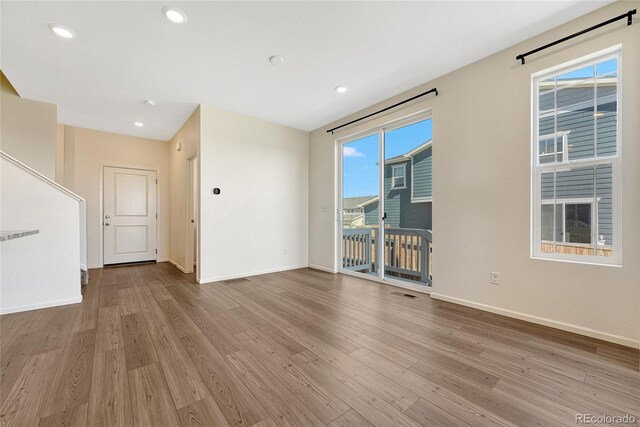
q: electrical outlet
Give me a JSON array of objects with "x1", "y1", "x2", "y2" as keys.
[{"x1": 490, "y1": 272, "x2": 500, "y2": 285}]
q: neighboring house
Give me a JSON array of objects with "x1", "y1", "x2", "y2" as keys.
[
  {"x1": 342, "y1": 195, "x2": 376, "y2": 228},
  {"x1": 538, "y1": 78, "x2": 616, "y2": 247},
  {"x1": 362, "y1": 140, "x2": 432, "y2": 230}
]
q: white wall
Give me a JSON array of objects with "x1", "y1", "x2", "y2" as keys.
[
  {"x1": 168, "y1": 107, "x2": 201, "y2": 273},
  {"x1": 63, "y1": 126, "x2": 170, "y2": 268},
  {"x1": 1, "y1": 153, "x2": 82, "y2": 313},
  {"x1": 199, "y1": 105, "x2": 309, "y2": 282},
  {"x1": 1, "y1": 71, "x2": 57, "y2": 180},
  {"x1": 309, "y1": 2, "x2": 639, "y2": 347}
]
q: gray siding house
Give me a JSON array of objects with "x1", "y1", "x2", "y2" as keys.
[
  {"x1": 362, "y1": 140, "x2": 432, "y2": 230},
  {"x1": 538, "y1": 81, "x2": 616, "y2": 246}
]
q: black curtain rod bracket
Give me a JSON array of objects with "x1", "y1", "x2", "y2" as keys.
[
  {"x1": 516, "y1": 9, "x2": 636, "y2": 65},
  {"x1": 327, "y1": 87, "x2": 438, "y2": 134}
]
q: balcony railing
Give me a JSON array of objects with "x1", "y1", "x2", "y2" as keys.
[{"x1": 342, "y1": 227, "x2": 432, "y2": 286}]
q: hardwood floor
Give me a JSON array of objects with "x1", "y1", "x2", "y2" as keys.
[{"x1": 1, "y1": 263, "x2": 638, "y2": 426}]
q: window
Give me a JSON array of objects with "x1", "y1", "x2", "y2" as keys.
[
  {"x1": 542, "y1": 200, "x2": 593, "y2": 244},
  {"x1": 538, "y1": 132, "x2": 568, "y2": 164},
  {"x1": 391, "y1": 165, "x2": 406, "y2": 189},
  {"x1": 532, "y1": 48, "x2": 620, "y2": 265}
]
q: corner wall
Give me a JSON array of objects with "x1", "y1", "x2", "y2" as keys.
[
  {"x1": 168, "y1": 107, "x2": 201, "y2": 273},
  {"x1": 199, "y1": 105, "x2": 309, "y2": 282},
  {"x1": 309, "y1": 2, "x2": 639, "y2": 347},
  {"x1": 1, "y1": 70, "x2": 57, "y2": 180}
]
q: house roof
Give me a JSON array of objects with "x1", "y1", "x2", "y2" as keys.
[
  {"x1": 384, "y1": 139, "x2": 432, "y2": 164},
  {"x1": 343, "y1": 213, "x2": 364, "y2": 223},
  {"x1": 343, "y1": 196, "x2": 377, "y2": 210},
  {"x1": 358, "y1": 196, "x2": 379, "y2": 208}
]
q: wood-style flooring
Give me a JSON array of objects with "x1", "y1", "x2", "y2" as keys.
[{"x1": 1, "y1": 263, "x2": 638, "y2": 426}]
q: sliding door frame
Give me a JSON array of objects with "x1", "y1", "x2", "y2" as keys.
[{"x1": 336, "y1": 109, "x2": 432, "y2": 293}]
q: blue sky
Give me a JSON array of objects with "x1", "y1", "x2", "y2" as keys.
[
  {"x1": 555, "y1": 57, "x2": 617, "y2": 80},
  {"x1": 343, "y1": 118, "x2": 432, "y2": 197}
]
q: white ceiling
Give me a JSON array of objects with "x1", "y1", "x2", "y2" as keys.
[{"x1": 1, "y1": 1, "x2": 612, "y2": 141}]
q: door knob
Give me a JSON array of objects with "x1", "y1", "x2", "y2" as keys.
[{"x1": 104, "y1": 222, "x2": 110, "y2": 226}]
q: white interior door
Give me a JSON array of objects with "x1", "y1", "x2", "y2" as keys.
[{"x1": 103, "y1": 166, "x2": 157, "y2": 265}]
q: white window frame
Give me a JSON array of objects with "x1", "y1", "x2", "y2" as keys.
[
  {"x1": 537, "y1": 131, "x2": 569, "y2": 165},
  {"x1": 531, "y1": 46, "x2": 622, "y2": 266},
  {"x1": 541, "y1": 198, "x2": 595, "y2": 245},
  {"x1": 391, "y1": 164, "x2": 406, "y2": 189}
]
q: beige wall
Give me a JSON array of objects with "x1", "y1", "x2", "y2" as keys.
[
  {"x1": 63, "y1": 126, "x2": 170, "y2": 268},
  {"x1": 309, "y1": 2, "x2": 639, "y2": 347},
  {"x1": 1, "y1": 71, "x2": 57, "y2": 180},
  {"x1": 168, "y1": 107, "x2": 201, "y2": 273},
  {"x1": 199, "y1": 105, "x2": 309, "y2": 282},
  {"x1": 55, "y1": 124, "x2": 65, "y2": 184}
]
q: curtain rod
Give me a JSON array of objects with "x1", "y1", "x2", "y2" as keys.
[
  {"x1": 516, "y1": 9, "x2": 636, "y2": 65},
  {"x1": 326, "y1": 88, "x2": 438, "y2": 134}
]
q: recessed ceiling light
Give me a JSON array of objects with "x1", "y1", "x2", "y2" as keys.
[
  {"x1": 145, "y1": 100, "x2": 157, "y2": 107},
  {"x1": 163, "y1": 6, "x2": 188, "y2": 24},
  {"x1": 49, "y1": 24, "x2": 76, "y2": 39},
  {"x1": 335, "y1": 85, "x2": 348, "y2": 94},
  {"x1": 269, "y1": 55, "x2": 284, "y2": 66},
  {"x1": 134, "y1": 122, "x2": 144, "y2": 127}
]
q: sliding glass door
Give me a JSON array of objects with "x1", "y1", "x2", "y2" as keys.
[
  {"x1": 340, "y1": 133, "x2": 381, "y2": 279},
  {"x1": 339, "y1": 115, "x2": 433, "y2": 287}
]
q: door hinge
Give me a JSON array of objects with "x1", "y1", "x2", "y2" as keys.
[
  {"x1": 155, "y1": 249, "x2": 157, "y2": 254},
  {"x1": 155, "y1": 178, "x2": 158, "y2": 184},
  {"x1": 155, "y1": 213, "x2": 158, "y2": 219}
]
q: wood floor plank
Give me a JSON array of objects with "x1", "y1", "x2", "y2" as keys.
[
  {"x1": 157, "y1": 298, "x2": 202, "y2": 339},
  {"x1": 87, "y1": 347, "x2": 131, "y2": 427},
  {"x1": 95, "y1": 306, "x2": 123, "y2": 353},
  {"x1": 41, "y1": 329, "x2": 96, "y2": 417},
  {"x1": 226, "y1": 350, "x2": 325, "y2": 426},
  {"x1": 38, "y1": 403, "x2": 88, "y2": 427},
  {"x1": 121, "y1": 312, "x2": 158, "y2": 371},
  {"x1": 283, "y1": 327, "x2": 420, "y2": 412},
  {"x1": 180, "y1": 332, "x2": 268, "y2": 427},
  {"x1": 177, "y1": 395, "x2": 230, "y2": 427},
  {"x1": 31, "y1": 305, "x2": 78, "y2": 355},
  {"x1": 349, "y1": 347, "x2": 514, "y2": 427},
  {"x1": 328, "y1": 409, "x2": 375, "y2": 427},
  {"x1": 235, "y1": 330, "x2": 349, "y2": 425},
  {"x1": 0, "y1": 330, "x2": 42, "y2": 406},
  {"x1": 150, "y1": 325, "x2": 210, "y2": 410},
  {"x1": 128, "y1": 363, "x2": 181, "y2": 427},
  {"x1": 0, "y1": 350, "x2": 61, "y2": 426},
  {"x1": 293, "y1": 350, "x2": 422, "y2": 427},
  {"x1": 118, "y1": 288, "x2": 141, "y2": 315}
]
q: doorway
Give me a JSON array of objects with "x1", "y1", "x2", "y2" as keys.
[
  {"x1": 103, "y1": 166, "x2": 157, "y2": 265},
  {"x1": 186, "y1": 155, "x2": 199, "y2": 275},
  {"x1": 338, "y1": 114, "x2": 433, "y2": 288}
]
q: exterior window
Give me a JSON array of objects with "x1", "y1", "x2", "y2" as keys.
[
  {"x1": 391, "y1": 165, "x2": 406, "y2": 189},
  {"x1": 532, "y1": 48, "x2": 620, "y2": 264},
  {"x1": 542, "y1": 201, "x2": 593, "y2": 244},
  {"x1": 538, "y1": 133, "x2": 568, "y2": 164}
]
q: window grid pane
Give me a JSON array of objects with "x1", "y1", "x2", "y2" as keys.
[{"x1": 534, "y1": 53, "x2": 618, "y2": 262}]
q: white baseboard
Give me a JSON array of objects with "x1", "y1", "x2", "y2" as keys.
[
  {"x1": 0, "y1": 296, "x2": 83, "y2": 315},
  {"x1": 168, "y1": 259, "x2": 188, "y2": 273},
  {"x1": 308, "y1": 264, "x2": 337, "y2": 273},
  {"x1": 430, "y1": 292, "x2": 639, "y2": 349},
  {"x1": 199, "y1": 264, "x2": 309, "y2": 284}
]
